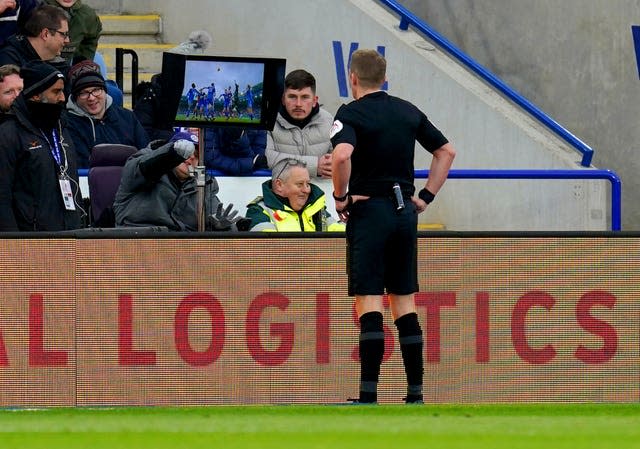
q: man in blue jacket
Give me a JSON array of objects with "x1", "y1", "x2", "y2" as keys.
[
  {"x1": 203, "y1": 126, "x2": 267, "y2": 175},
  {"x1": 65, "y1": 59, "x2": 149, "y2": 168}
]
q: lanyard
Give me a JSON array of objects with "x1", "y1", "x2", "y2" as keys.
[{"x1": 50, "y1": 129, "x2": 62, "y2": 167}]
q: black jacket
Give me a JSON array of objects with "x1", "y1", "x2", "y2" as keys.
[
  {"x1": 0, "y1": 35, "x2": 71, "y2": 78},
  {"x1": 0, "y1": 96, "x2": 82, "y2": 231}
]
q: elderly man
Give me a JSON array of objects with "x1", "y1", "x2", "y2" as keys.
[
  {"x1": 0, "y1": 4, "x2": 70, "y2": 74},
  {"x1": 0, "y1": 60, "x2": 83, "y2": 231},
  {"x1": 65, "y1": 59, "x2": 148, "y2": 168},
  {"x1": 246, "y1": 158, "x2": 344, "y2": 232}
]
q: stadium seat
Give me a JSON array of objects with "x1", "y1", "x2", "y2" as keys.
[{"x1": 88, "y1": 144, "x2": 138, "y2": 227}]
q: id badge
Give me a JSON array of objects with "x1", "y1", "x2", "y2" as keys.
[{"x1": 58, "y1": 177, "x2": 76, "y2": 211}]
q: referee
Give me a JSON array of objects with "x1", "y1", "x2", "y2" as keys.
[{"x1": 330, "y1": 49, "x2": 456, "y2": 404}]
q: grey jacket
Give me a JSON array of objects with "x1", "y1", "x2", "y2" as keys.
[
  {"x1": 265, "y1": 107, "x2": 333, "y2": 177},
  {"x1": 113, "y1": 140, "x2": 221, "y2": 231}
]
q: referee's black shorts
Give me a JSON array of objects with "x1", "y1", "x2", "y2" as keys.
[{"x1": 345, "y1": 196, "x2": 418, "y2": 296}]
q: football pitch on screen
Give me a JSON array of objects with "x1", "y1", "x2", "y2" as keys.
[{"x1": 1, "y1": 404, "x2": 639, "y2": 449}]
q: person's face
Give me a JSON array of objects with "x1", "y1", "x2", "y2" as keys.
[
  {"x1": 173, "y1": 153, "x2": 198, "y2": 181},
  {"x1": 75, "y1": 86, "x2": 106, "y2": 118},
  {"x1": 36, "y1": 79, "x2": 66, "y2": 104},
  {"x1": 43, "y1": 20, "x2": 70, "y2": 57},
  {"x1": 282, "y1": 86, "x2": 317, "y2": 120},
  {"x1": 55, "y1": 0, "x2": 77, "y2": 7},
  {"x1": 0, "y1": 73, "x2": 23, "y2": 112},
  {"x1": 274, "y1": 165, "x2": 311, "y2": 212}
]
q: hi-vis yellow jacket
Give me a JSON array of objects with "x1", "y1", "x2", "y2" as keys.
[{"x1": 246, "y1": 180, "x2": 344, "y2": 232}]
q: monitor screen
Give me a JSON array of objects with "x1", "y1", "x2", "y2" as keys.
[{"x1": 161, "y1": 53, "x2": 286, "y2": 131}]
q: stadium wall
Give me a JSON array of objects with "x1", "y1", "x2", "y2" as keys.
[{"x1": 0, "y1": 234, "x2": 637, "y2": 406}]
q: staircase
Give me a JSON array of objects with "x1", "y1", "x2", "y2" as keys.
[{"x1": 97, "y1": 14, "x2": 174, "y2": 108}]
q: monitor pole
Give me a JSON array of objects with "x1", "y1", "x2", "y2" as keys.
[{"x1": 196, "y1": 127, "x2": 206, "y2": 232}]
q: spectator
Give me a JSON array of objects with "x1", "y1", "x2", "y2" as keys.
[
  {"x1": 246, "y1": 158, "x2": 344, "y2": 232},
  {"x1": 265, "y1": 69, "x2": 334, "y2": 179},
  {"x1": 0, "y1": 0, "x2": 39, "y2": 47},
  {"x1": 65, "y1": 59, "x2": 148, "y2": 168},
  {"x1": 0, "y1": 4, "x2": 71, "y2": 76},
  {"x1": 203, "y1": 126, "x2": 268, "y2": 175},
  {"x1": 0, "y1": 63, "x2": 22, "y2": 118},
  {"x1": 0, "y1": 60, "x2": 83, "y2": 231},
  {"x1": 113, "y1": 131, "x2": 248, "y2": 232},
  {"x1": 132, "y1": 72, "x2": 173, "y2": 141},
  {"x1": 44, "y1": 0, "x2": 102, "y2": 63},
  {"x1": 92, "y1": 51, "x2": 122, "y2": 107}
]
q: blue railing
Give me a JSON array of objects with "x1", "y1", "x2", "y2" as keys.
[
  {"x1": 79, "y1": 168, "x2": 621, "y2": 230},
  {"x1": 417, "y1": 169, "x2": 622, "y2": 231},
  {"x1": 375, "y1": 0, "x2": 595, "y2": 167}
]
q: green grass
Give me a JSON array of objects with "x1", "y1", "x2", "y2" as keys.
[{"x1": 1, "y1": 404, "x2": 639, "y2": 449}]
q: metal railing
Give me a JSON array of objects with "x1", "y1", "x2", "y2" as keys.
[
  {"x1": 418, "y1": 169, "x2": 622, "y2": 231},
  {"x1": 78, "y1": 168, "x2": 621, "y2": 230},
  {"x1": 375, "y1": 0, "x2": 595, "y2": 167},
  {"x1": 115, "y1": 48, "x2": 139, "y2": 108}
]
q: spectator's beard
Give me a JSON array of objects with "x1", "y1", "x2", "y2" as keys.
[{"x1": 26, "y1": 100, "x2": 64, "y2": 131}]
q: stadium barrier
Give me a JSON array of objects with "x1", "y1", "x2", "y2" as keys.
[
  {"x1": 77, "y1": 168, "x2": 622, "y2": 231},
  {"x1": 0, "y1": 232, "x2": 637, "y2": 406}
]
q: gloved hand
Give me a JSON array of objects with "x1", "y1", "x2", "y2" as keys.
[
  {"x1": 173, "y1": 139, "x2": 195, "y2": 159},
  {"x1": 252, "y1": 154, "x2": 268, "y2": 170},
  {"x1": 206, "y1": 203, "x2": 242, "y2": 231}
]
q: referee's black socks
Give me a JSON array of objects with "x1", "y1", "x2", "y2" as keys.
[
  {"x1": 358, "y1": 311, "x2": 384, "y2": 403},
  {"x1": 394, "y1": 312, "x2": 424, "y2": 403}
]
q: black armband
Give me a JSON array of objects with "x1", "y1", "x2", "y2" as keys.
[
  {"x1": 333, "y1": 191, "x2": 348, "y2": 202},
  {"x1": 418, "y1": 188, "x2": 436, "y2": 204}
]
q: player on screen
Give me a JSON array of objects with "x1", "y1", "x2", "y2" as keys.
[
  {"x1": 205, "y1": 82, "x2": 216, "y2": 119},
  {"x1": 185, "y1": 83, "x2": 199, "y2": 117},
  {"x1": 196, "y1": 88, "x2": 207, "y2": 119},
  {"x1": 220, "y1": 87, "x2": 232, "y2": 119},
  {"x1": 245, "y1": 84, "x2": 254, "y2": 120}
]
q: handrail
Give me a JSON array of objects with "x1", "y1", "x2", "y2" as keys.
[
  {"x1": 115, "y1": 48, "x2": 139, "y2": 108},
  {"x1": 77, "y1": 168, "x2": 622, "y2": 231},
  {"x1": 416, "y1": 169, "x2": 622, "y2": 231},
  {"x1": 374, "y1": 0, "x2": 595, "y2": 167}
]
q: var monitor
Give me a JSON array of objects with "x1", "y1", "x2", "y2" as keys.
[{"x1": 161, "y1": 52, "x2": 286, "y2": 131}]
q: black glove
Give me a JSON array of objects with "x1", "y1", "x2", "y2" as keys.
[
  {"x1": 206, "y1": 203, "x2": 242, "y2": 231},
  {"x1": 252, "y1": 154, "x2": 268, "y2": 170}
]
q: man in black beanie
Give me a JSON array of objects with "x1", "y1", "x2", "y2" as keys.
[
  {"x1": 65, "y1": 59, "x2": 148, "y2": 168},
  {"x1": 0, "y1": 60, "x2": 83, "y2": 231}
]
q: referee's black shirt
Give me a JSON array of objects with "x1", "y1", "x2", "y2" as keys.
[{"x1": 330, "y1": 91, "x2": 448, "y2": 197}]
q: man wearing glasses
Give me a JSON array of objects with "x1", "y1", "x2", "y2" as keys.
[
  {"x1": 0, "y1": 4, "x2": 70, "y2": 75},
  {"x1": 44, "y1": 0, "x2": 102, "y2": 63},
  {"x1": 65, "y1": 59, "x2": 149, "y2": 168}
]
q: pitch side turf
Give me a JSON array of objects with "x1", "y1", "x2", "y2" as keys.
[{"x1": 0, "y1": 404, "x2": 639, "y2": 449}]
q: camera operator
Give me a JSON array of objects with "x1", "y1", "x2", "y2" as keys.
[{"x1": 113, "y1": 130, "x2": 249, "y2": 232}]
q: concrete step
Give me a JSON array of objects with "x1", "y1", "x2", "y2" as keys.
[
  {"x1": 97, "y1": 42, "x2": 174, "y2": 74},
  {"x1": 96, "y1": 14, "x2": 171, "y2": 110},
  {"x1": 99, "y1": 34, "x2": 160, "y2": 44},
  {"x1": 100, "y1": 14, "x2": 162, "y2": 36}
]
